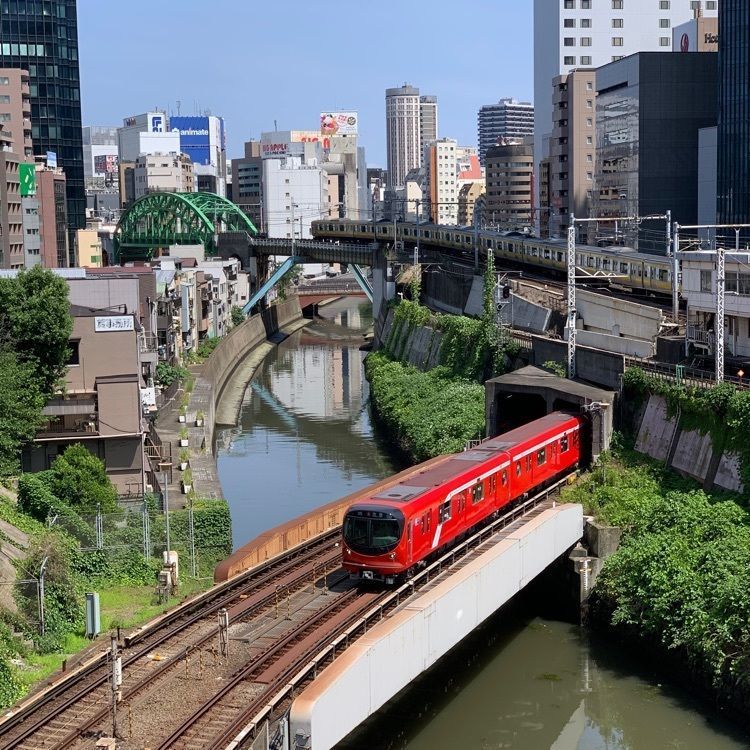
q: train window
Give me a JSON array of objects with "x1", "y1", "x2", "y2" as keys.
[
  {"x1": 658, "y1": 269, "x2": 667, "y2": 281},
  {"x1": 515, "y1": 462, "x2": 522, "y2": 477},
  {"x1": 543, "y1": 248, "x2": 551, "y2": 260},
  {"x1": 439, "y1": 500, "x2": 452, "y2": 523},
  {"x1": 620, "y1": 262, "x2": 629, "y2": 274},
  {"x1": 502, "y1": 469, "x2": 508, "y2": 486},
  {"x1": 557, "y1": 252, "x2": 564, "y2": 263},
  {"x1": 602, "y1": 259, "x2": 610, "y2": 270},
  {"x1": 526, "y1": 456, "x2": 532, "y2": 471},
  {"x1": 472, "y1": 481, "x2": 484, "y2": 504},
  {"x1": 573, "y1": 431, "x2": 579, "y2": 445},
  {"x1": 587, "y1": 256, "x2": 594, "y2": 266},
  {"x1": 508, "y1": 243, "x2": 515, "y2": 253},
  {"x1": 561, "y1": 435, "x2": 569, "y2": 453},
  {"x1": 537, "y1": 448, "x2": 547, "y2": 465}
]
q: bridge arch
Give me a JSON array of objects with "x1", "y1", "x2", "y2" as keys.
[{"x1": 113, "y1": 192, "x2": 257, "y2": 263}]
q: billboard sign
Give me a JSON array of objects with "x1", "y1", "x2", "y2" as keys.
[
  {"x1": 320, "y1": 112, "x2": 358, "y2": 136},
  {"x1": 94, "y1": 154, "x2": 119, "y2": 175},
  {"x1": 95, "y1": 316, "x2": 135, "y2": 332},
  {"x1": 171, "y1": 116, "x2": 217, "y2": 166},
  {"x1": 150, "y1": 114, "x2": 165, "y2": 133},
  {"x1": 19, "y1": 163, "x2": 36, "y2": 196},
  {"x1": 673, "y1": 20, "x2": 696, "y2": 52}
]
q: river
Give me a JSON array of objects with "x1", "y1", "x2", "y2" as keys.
[{"x1": 216, "y1": 298, "x2": 749, "y2": 750}]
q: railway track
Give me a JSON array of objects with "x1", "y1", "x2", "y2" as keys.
[{"x1": 0, "y1": 529, "x2": 342, "y2": 750}]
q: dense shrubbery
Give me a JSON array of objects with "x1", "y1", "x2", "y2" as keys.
[
  {"x1": 564, "y1": 451, "x2": 750, "y2": 706},
  {"x1": 155, "y1": 362, "x2": 189, "y2": 388},
  {"x1": 365, "y1": 353, "x2": 485, "y2": 462}
]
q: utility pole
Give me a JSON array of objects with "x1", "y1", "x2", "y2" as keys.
[
  {"x1": 717, "y1": 242, "x2": 725, "y2": 383},
  {"x1": 672, "y1": 223, "x2": 680, "y2": 322},
  {"x1": 38, "y1": 557, "x2": 48, "y2": 636},
  {"x1": 567, "y1": 214, "x2": 577, "y2": 379},
  {"x1": 160, "y1": 466, "x2": 171, "y2": 556},
  {"x1": 110, "y1": 635, "x2": 122, "y2": 738}
]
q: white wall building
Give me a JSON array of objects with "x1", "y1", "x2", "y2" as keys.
[
  {"x1": 118, "y1": 112, "x2": 181, "y2": 164},
  {"x1": 425, "y1": 138, "x2": 459, "y2": 225},
  {"x1": 82, "y1": 126, "x2": 118, "y2": 182},
  {"x1": 682, "y1": 249, "x2": 750, "y2": 362},
  {"x1": 386, "y1": 85, "x2": 421, "y2": 189},
  {"x1": 477, "y1": 98, "x2": 534, "y2": 165},
  {"x1": 533, "y1": 0, "x2": 718, "y2": 213}
]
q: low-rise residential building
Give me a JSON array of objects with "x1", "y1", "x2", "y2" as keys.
[
  {"x1": 76, "y1": 228, "x2": 103, "y2": 267},
  {"x1": 682, "y1": 250, "x2": 750, "y2": 364},
  {"x1": 25, "y1": 305, "x2": 146, "y2": 497}
]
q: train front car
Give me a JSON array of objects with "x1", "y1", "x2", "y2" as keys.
[{"x1": 342, "y1": 504, "x2": 407, "y2": 584}]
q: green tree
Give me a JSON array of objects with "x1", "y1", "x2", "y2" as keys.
[
  {"x1": 230, "y1": 305, "x2": 245, "y2": 327},
  {"x1": 50, "y1": 444, "x2": 119, "y2": 514},
  {"x1": 0, "y1": 351, "x2": 45, "y2": 477},
  {"x1": 0, "y1": 267, "x2": 73, "y2": 397}
]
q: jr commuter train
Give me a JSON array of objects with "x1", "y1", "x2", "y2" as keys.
[
  {"x1": 311, "y1": 219, "x2": 675, "y2": 297},
  {"x1": 342, "y1": 412, "x2": 583, "y2": 583}
]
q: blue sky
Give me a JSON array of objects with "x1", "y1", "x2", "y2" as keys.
[{"x1": 78, "y1": 0, "x2": 533, "y2": 167}]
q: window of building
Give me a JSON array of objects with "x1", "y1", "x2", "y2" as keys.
[
  {"x1": 581, "y1": 37, "x2": 592, "y2": 46},
  {"x1": 587, "y1": 172, "x2": 593, "y2": 180},
  {"x1": 612, "y1": 37, "x2": 624, "y2": 46},
  {"x1": 612, "y1": 18, "x2": 623, "y2": 27},
  {"x1": 659, "y1": 18, "x2": 670, "y2": 28},
  {"x1": 564, "y1": 37, "x2": 576, "y2": 46},
  {"x1": 587, "y1": 153, "x2": 593, "y2": 162},
  {"x1": 564, "y1": 0, "x2": 575, "y2": 6},
  {"x1": 612, "y1": 55, "x2": 624, "y2": 61},
  {"x1": 706, "y1": 0, "x2": 716, "y2": 8},
  {"x1": 586, "y1": 136, "x2": 593, "y2": 145},
  {"x1": 68, "y1": 340, "x2": 80, "y2": 366},
  {"x1": 586, "y1": 99, "x2": 593, "y2": 108},
  {"x1": 587, "y1": 80, "x2": 594, "y2": 90},
  {"x1": 580, "y1": 18, "x2": 591, "y2": 27},
  {"x1": 0, "y1": 77, "x2": 8, "y2": 85},
  {"x1": 586, "y1": 117, "x2": 593, "y2": 126},
  {"x1": 564, "y1": 56, "x2": 576, "y2": 65},
  {"x1": 612, "y1": 0, "x2": 623, "y2": 7},
  {"x1": 564, "y1": 18, "x2": 575, "y2": 27},
  {"x1": 700, "y1": 270, "x2": 712, "y2": 292},
  {"x1": 581, "y1": 55, "x2": 592, "y2": 65},
  {"x1": 659, "y1": 36, "x2": 670, "y2": 46},
  {"x1": 660, "y1": 0, "x2": 670, "y2": 8},
  {"x1": 581, "y1": 0, "x2": 591, "y2": 7},
  {"x1": 0, "y1": 95, "x2": 9, "y2": 103}
]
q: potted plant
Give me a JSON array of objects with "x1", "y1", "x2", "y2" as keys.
[
  {"x1": 195, "y1": 410, "x2": 204, "y2": 427},
  {"x1": 178, "y1": 405, "x2": 187, "y2": 423},
  {"x1": 179, "y1": 427, "x2": 189, "y2": 448},
  {"x1": 179, "y1": 448, "x2": 189, "y2": 471},
  {"x1": 181, "y1": 468, "x2": 192, "y2": 495}
]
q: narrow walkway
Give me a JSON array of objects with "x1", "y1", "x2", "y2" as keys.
[{"x1": 153, "y1": 318, "x2": 310, "y2": 507}]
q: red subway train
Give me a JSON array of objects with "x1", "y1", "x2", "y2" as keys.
[{"x1": 342, "y1": 412, "x2": 584, "y2": 583}]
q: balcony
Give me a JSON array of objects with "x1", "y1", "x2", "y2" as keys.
[
  {"x1": 687, "y1": 324, "x2": 715, "y2": 351},
  {"x1": 37, "y1": 413, "x2": 99, "y2": 440}
]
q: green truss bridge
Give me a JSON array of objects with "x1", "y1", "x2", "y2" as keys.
[{"x1": 114, "y1": 192, "x2": 384, "y2": 314}]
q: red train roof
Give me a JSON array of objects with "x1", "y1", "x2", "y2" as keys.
[{"x1": 355, "y1": 412, "x2": 581, "y2": 511}]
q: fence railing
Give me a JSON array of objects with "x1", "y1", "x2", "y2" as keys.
[{"x1": 623, "y1": 356, "x2": 750, "y2": 391}]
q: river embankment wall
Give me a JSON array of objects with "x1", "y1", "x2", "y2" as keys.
[{"x1": 178, "y1": 297, "x2": 304, "y2": 499}]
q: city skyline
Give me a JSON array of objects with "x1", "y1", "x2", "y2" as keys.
[{"x1": 77, "y1": 0, "x2": 533, "y2": 166}]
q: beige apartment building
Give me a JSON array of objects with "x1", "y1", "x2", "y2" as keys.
[
  {"x1": 485, "y1": 139, "x2": 533, "y2": 229},
  {"x1": 134, "y1": 152, "x2": 195, "y2": 199},
  {"x1": 549, "y1": 69, "x2": 597, "y2": 236},
  {"x1": 26, "y1": 306, "x2": 146, "y2": 497}
]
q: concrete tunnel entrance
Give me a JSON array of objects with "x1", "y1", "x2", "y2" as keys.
[{"x1": 485, "y1": 366, "x2": 616, "y2": 463}]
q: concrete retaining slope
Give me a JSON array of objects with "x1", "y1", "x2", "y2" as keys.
[
  {"x1": 375, "y1": 308, "x2": 442, "y2": 370},
  {"x1": 634, "y1": 394, "x2": 744, "y2": 492},
  {"x1": 289, "y1": 503, "x2": 583, "y2": 750}
]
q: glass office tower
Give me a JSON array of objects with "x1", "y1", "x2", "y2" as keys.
[
  {"x1": 0, "y1": 0, "x2": 85, "y2": 251},
  {"x1": 717, "y1": 1, "x2": 750, "y2": 226}
]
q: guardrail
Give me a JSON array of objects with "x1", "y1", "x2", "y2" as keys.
[{"x1": 623, "y1": 356, "x2": 750, "y2": 390}]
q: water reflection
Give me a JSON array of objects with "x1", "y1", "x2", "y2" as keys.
[
  {"x1": 338, "y1": 602, "x2": 750, "y2": 750},
  {"x1": 216, "y1": 300, "x2": 396, "y2": 548}
]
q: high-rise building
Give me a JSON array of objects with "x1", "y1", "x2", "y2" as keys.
[
  {"x1": 485, "y1": 139, "x2": 534, "y2": 230},
  {"x1": 0, "y1": 0, "x2": 86, "y2": 237},
  {"x1": 549, "y1": 69, "x2": 596, "y2": 235},
  {"x1": 170, "y1": 116, "x2": 227, "y2": 197},
  {"x1": 232, "y1": 140, "x2": 263, "y2": 231},
  {"x1": 533, "y1": 0, "x2": 719, "y2": 213},
  {"x1": 477, "y1": 98, "x2": 534, "y2": 165},
  {"x1": 425, "y1": 138, "x2": 458, "y2": 225},
  {"x1": 0, "y1": 68, "x2": 33, "y2": 159},
  {"x1": 385, "y1": 85, "x2": 421, "y2": 189},
  {"x1": 717, "y1": 0, "x2": 749, "y2": 227},
  {"x1": 593, "y1": 52, "x2": 717, "y2": 252},
  {"x1": 419, "y1": 95, "x2": 438, "y2": 157}
]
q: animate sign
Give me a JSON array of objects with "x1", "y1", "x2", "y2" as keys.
[
  {"x1": 704, "y1": 32, "x2": 718, "y2": 44},
  {"x1": 95, "y1": 316, "x2": 135, "y2": 332}
]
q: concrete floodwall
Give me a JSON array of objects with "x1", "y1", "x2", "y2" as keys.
[
  {"x1": 189, "y1": 298, "x2": 302, "y2": 450},
  {"x1": 289, "y1": 504, "x2": 584, "y2": 750},
  {"x1": 634, "y1": 394, "x2": 744, "y2": 492},
  {"x1": 214, "y1": 455, "x2": 453, "y2": 582}
]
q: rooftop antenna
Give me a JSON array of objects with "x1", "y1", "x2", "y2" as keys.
[
  {"x1": 274, "y1": 119, "x2": 278, "y2": 131},
  {"x1": 176, "y1": 100, "x2": 181, "y2": 116}
]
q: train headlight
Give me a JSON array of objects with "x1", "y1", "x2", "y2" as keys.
[
  {"x1": 389, "y1": 553, "x2": 396, "y2": 560},
  {"x1": 345, "y1": 548, "x2": 351, "y2": 555}
]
